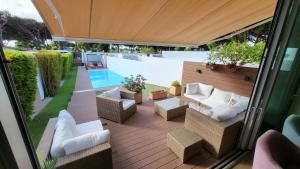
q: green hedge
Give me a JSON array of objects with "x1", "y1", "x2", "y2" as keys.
[
  {"x1": 35, "y1": 51, "x2": 63, "y2": 97},
  {"x1": 4, "y1": 50, "x2": 37, "y2": 119},
  {"x1": 61, "y1": 53, "x2": 73, "y2": 79}
]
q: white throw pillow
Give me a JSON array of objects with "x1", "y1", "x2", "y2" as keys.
[
  {"x1": 63, "y1": 129, "x2": 110, "y2": 155},
  {"x1": 209, "y1": 88, "x2": 232, "y2": 104},
  {"x1": 228, "y1": 93, "x2": 241, "y2": 105},
  {"x1": 57, "y1": 109, "x2": 76, "y2": 127},
  {"x1": 51, "y1": 119, "x2": 75, "y2": 157},
  {"x1": 186, "y1": 83, "x2": 199, "y2": 95},
  {"x1": 103, "y1": 87, "x2": 121, "y2": 99},
  {"x1": 211, "y1": 104, "x2": 239, "y2": 121},
  {"x1": 188, "y1": 102, "x2": 212, "y2": 116},
  {"x1": 198, "y1": 83, "x2": 214, "y2": 97}
]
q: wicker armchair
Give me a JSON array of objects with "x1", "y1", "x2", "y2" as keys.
[
  {"x1": 184, "y1": 108, "x2": 244, "y2": 158},
  {"x1": 37, "y1": 118, "x2": 112, "y2": 169},
  {"x1": 96, "y1": 90, "x2": 137, "y2": 123}
]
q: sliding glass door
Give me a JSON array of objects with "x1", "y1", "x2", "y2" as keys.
[{"x1": 240, "y1": 0, "x2": 300, "y2": 150}]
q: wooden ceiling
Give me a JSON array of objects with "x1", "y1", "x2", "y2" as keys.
[{"x1": 32, "y1": 0, "x2": 277, "y2": 46}]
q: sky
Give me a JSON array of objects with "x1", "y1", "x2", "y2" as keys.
[{"x1": 0, "y1": 0, "x2": 43, "y2": 22}]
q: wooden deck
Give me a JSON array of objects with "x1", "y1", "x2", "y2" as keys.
[{"x1": 68, "y1": 67, "x2": 216, "y2": 169}]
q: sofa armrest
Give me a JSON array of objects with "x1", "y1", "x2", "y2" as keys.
[
  {"x1": 120, "y1": 90, "x2": 136, "y2": 100},
  {"x1": 56, "y1": 143, "x2": 112, "y2": 169},
  {"x1": 36, "y1": 118, "x2": 58, "y2": 162},
  {"x1": 96, "y1": 95, "x2": 122, "y2": 109}
]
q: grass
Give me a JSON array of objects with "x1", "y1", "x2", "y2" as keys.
[
  {"x1": 142, "y1": 84, "x2": 168, "y2": 98},
  {"x1": 28, "y1": 67, "x2": 78, "y2": 147},
  {"x1": 95, "y1": 83, "x2": 168, "y2": 98}
]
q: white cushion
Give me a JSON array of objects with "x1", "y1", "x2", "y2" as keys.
[
  {"x1": 51, "y1": 119, "x2": 75, "y2": 157},
  {"x1": 184, "y1": 94, "x2": 209, "y2": 102},
  {"x1": 63, "y1": 130, "x2": 110, "y2": 155},
  {"x1": 189, "y1": 102, "x2": 212, "y2": 116},
  {"x1": 209, "y1": 88, "x2": 232, "y2": 104},
  {"x1": 233, "y1": 100, "x2": 249, "y2": 113},
  {"x1": 57, "y1": 109, "x2": 76, "y2": 127},
  {"x1": 102, "y1": 87, "x2": 121, "y2": 99},
  {"x1": 76, "y1": 120, "x2": 104, "y2": 136},
  {"x1": 200, "y1": 98, "x2": 225, "y2": 108},
  {"x1": 198, "y1": 83, "x2": 214, "y2": 97},
  {"x1": 211, "y1": 104, "x2": 240, "y2": 121},
  {"x1": 122, "y1": 99, "x2": 135, "y2": 110},
  {"x1": 186, "y1": 83, "x2": 199, "y2": 95}
]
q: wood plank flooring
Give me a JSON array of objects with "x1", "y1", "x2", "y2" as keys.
[{"x1": 68, "y1": 67, "x2": 216, "y2": 169}]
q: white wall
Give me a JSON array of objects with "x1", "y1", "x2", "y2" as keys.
[{"x1": 107, "y1": 55, "x2": 184, "y2": 87}]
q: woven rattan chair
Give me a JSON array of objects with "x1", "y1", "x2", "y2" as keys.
[
  {"x1": 184, "y1": 108, "x2": 244, "y2": 158},
  {"x1": 96, "y1": 90, "x2": 137, "y2": 123},
  {"x1": 37, "y1": 118, "x2": 112, "y2": 169}
]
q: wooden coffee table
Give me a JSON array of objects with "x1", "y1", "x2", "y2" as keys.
[{"x1": 154, "y1": 97, "x2": 188, "y2": 120}]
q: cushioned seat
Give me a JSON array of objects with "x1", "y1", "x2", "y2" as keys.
[
  {"x1": 122, "y1": 99, "x2": 136, "y2": 110},
  {"x1": 76, "y1": 120, "x2": 104, "y2": 136},
  {"x1": 184, "y1": 94, "x2": 209, "y2": 102},
  {"x1": 200, "y1": 98, "x2": 226, "y2": 109},
  {"x1": 51, "y1": 110, "x2": 110, "y2": 158},
  {"x1": 200, "y1": 88, "x2": 232, "y2": 108},
  {"x1": 253, "y1": 130, "x2": 300, "y2": 169}
]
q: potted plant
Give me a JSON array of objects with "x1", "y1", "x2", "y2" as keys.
[
  {"x1": 123, "y1": 74, "x2": 146, "y2": 104},
  {"x1": 169, "y1": 80, "x2": 181, "y2": 96},
  {"x1": 206, "y1": 44, "x2": 219, "y2": 71}
]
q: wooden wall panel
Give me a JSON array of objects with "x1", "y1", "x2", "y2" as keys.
[{"x1": 182, "y1": 61, "x2": 258, "y2": 96}]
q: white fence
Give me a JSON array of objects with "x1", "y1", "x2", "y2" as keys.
[{"x1": 106, "y1": 52, "x2": 210, "y2": 87}]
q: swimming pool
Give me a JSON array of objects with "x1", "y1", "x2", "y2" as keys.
[{"x1": 88, "y1": 69, "x2": 125, "y2": 88}]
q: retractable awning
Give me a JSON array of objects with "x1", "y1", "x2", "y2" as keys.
[{"x1": 32, "y1": 0, "x2": 277, "y2": 47}]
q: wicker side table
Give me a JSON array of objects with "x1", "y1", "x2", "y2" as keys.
[
  {"x1": 154, "y1": 97, "x2": 188, "y2": 120},
  {"x1": 167, "y1": 127, "x2": 203, "y2": 162}
]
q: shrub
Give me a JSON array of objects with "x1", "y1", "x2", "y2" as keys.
[
  {"x1": 139, "y1": 47, "x2": 156, "y2": 55},
  {"x1": 61, "y1": 53, "x2": 73, "y2": 79},
  {"x1": 4, "y1": 50, "x2": 37, "y2": 119},
  {"x1": 171, "y1": 80, "x2": 181, "y2": 87},
  {"x1": 123, "y1": 74, "x2": 146, "y2": 93},
  {"x1": 35, "y1": 51, "x2": 62, "y2": 96},
  {"x1": 208, "y1": 41, "x2": 265, "y2": 65}
]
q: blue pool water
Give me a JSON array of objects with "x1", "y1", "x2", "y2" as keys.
[{"x1": 88, "y1": 69, "x2": 125, "y2": 88}]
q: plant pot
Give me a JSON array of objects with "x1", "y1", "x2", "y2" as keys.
[
  {"x1": 225, "y1": 64, "x2": 239, "y2": 73},
  {"x1": 134, "y1": 92, "x2": 143, "y2": 104},
  {"x1": 169, "y1": 86, "x2": 181, "y2": 96},
  {"x1": 149, "y1": 90, "x2": 167, "y2": 100},
  {"x1": 206, "y1": 63, "x2": 218, "y2": 71}
]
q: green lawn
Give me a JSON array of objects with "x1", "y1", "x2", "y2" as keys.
[
  {"x1": 96, "y1": 83, "x2": 168, "y2": 98},
  {"x1": 142, "y1": 84, "x2": 168, "y2": 98},
  {"x1": 28, "y1": 67, "x2": 78, "y2": 147}
]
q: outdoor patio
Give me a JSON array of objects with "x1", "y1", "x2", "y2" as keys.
[{"x1": 67, "y1": 67, "x2": 216, "y2": 169}]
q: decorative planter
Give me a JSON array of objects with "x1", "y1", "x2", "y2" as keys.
[
  {"x1": 225, "y1": 64, "x2": 239, "y2": 73},
  {"x1": 206, "y1": 63, "x2": 218, "y2": 71},
  {"x1": 169, "y1": 86, "x2": 181, "y2": 96},
  {"x1": 149, "y1": 90, "x2": 168, "y2": 100},
  {"x1": 134, "y1": 92, "x2": 143, "y2": 104}
]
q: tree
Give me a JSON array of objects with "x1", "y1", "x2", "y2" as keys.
[
  {"x1": 73, "y1": 42, "x2": 109, "y2": 52},
  {"x1": 2, "y1": 11, "x2": 51, "y2": 49},
  {"x1": 0, "y1": 10, "x2": 10, "y2": 47}
]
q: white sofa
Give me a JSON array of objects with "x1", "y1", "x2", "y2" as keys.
[
  {"x1": 50, "y1": 110, "x2": 111, "y2": 158},
  {"x1": 184, "y1": 83, "x2": 250, "y2": 122}
]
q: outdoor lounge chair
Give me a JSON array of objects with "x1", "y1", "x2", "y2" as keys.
[
  {"x1": 96, "y1": 88, "x2": 137, "y2": 123},
  {"x1": 37, "y1": 116, "x2": 112, "y2": 169}
]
